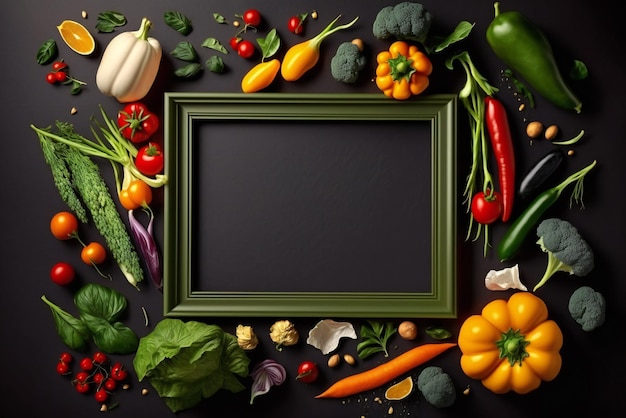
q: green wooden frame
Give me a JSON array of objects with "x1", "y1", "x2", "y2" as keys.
[{"x1": 163, "y1": 93, "x2": 457, "y2": 318}]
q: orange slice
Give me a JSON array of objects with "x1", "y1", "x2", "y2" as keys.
[
  {"x1": 384, "y1": 376, "x2": 414, "y2": 401},
  {"x1": 57, "y1": 20, "x2": 95, "y2": 55}
]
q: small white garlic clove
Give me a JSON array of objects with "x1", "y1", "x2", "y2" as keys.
[{"x1": 485, "y1": 264, "x2": 527, "y2": 291}]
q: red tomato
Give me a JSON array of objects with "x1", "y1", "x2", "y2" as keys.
[
  {"x1": 50, "y1": 211, "x2": 78, "y2": 240},
  {"x1": 92, "y1": 351, "x2": 108, "y2": 365},
  {"x1": 56, "y1": 361, "x2": 71, "y2": 375},
  {"x1": 94, "y1": 388, "x2": 109, "y2": 403},
  {"x1": 51, "y1": 61, "x2": 68, "y2": 71},
  {"x1": 110, "y1": 362, "x2": 128, "y2": 381},
  {"x1": 296, "y1": 361, "x2": 319, "y2": 383},
  {"x1": 117, "y1": 102, "x2": 159, "y2": 143},
  {"x1": 55, "y1": 71, "x2": 68, "y2": 82},
  {"x1": 237, "y1": 40, "x2": 255, "y2": 58},
  {"x1": 288, "y1": 14, "x2": 306, "y2": 34},
  {"x1": 46, "y1": 72, "x2": 58, "y2": 84},
  {"x1": 119, "y1": 189, "x2": 140, "y2": 211},
  {"x1": 229, "y1": 36, "x2": 241, "y2": 51},
  {"x1": 50, "y1": 262, "x2": 75, "y2": 286},
  {"x1": 471, "y1": 190, "x2": 503, "y2": 225},
  {"x1": 135, "y1": 142, "x2": 164, "y2": 176},
  {"x1": 74, "y1": 381, "x2": 90, "y2": 394},
  {"x1": 59, "y1": 352, "x2": 73, "y2": 364},
  {"x1": 81, "y1": 242, "x2": 107, "y2": 265},
  {"x1": 103, "y1": 378, "x2": 117, "y2": 391},
  {"x1": 242, "y1": 9, "x2": 261, "y2": 26}
]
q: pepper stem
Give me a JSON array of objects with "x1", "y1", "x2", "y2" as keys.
[
  {"x1": 136, "y1": 17, "x2": 152, "y2": 41},
  {"x1": 496, "y1": 328, "x2": 529, "y2": 366}
]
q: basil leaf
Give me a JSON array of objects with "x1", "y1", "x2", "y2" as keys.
[
  {"x1": 164, "y1": 10, "x2": 192, "y2": 35},
  {"x1": 82, "y1": 313, "x2": 139, "y2": 354},
  {"x1": 570, "y1": 60, "x2": 588, "y2": 80},
  {"x1": 425, "y1": 326, "x2": 453, "y2": 340},
  {"x1": 427, "y1": 20, "x2": 474, "y2": 54},
  {"x1": 36, "y1": 39, "x2": 58, "y2": 65},
  {"x1": 175, "y1": 63, "x2": 203, "y2": 78},
  {"x1": 206, "y1": 56, "x2": 225, "y2": 73},
  {"x1": 74, "y1": 283, "x2": 127, "y2": 323},
  {"x1": 201, "y1": 37, "x2": 228, "y2": 54},
  {"x1": 213, "y1": 13, "x2": 227, "y2": 24},
  {"x1": 41, "y1": 295, "x2": 91, "y2": 351},
  {"x1": 96, "y1": 11, "x2": 127, "y2": 33},
  {"x1": 257, "y1": 28, "x2": 281, "y2": 60},
  {"x1": 171, "y1": 41, "x2": 198, "y2": 62}
]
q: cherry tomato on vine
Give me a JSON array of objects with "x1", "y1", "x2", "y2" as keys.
[
  {"x1": 93, "y1": 351, "x2": 107, "y2": 365},
  {"x1": 80, "y1": 242, "x2": 107, "y2": 265},
  {"x1": 46, "y1": 72, "x2": 58, "y2": 84},
  {"x1": 135, "y1": 142, "x2": 164, "y2": 176},
  {"x1": 229, "y1": 36, "x2": 241, "y2": 51},
  {"x1": 51, "y1": 61, "x2": 68, "y2": 71},
  {"x1": 50, "y1": 262, "x2": 75, "y2": 286},
  {"x1": 237, "y1": 40, "x2": 256, "y2": 58},
  {"x1": 79, "y1": 357, "x2": 94, "y2": 372},
  {"x1": 50, "y1": 211, "x2": 79, "y2": 240},
  {"x1": 92, "y1": 372, "x2": 105, "y2": 385},
  {"x1": 288, "y1": 14, "x2": 307, "y2": 34},
  {"x1": 59, "y1": 352, "x2": 73, "y2": 364},
  {"x1": 74, "y1": 371, "x2": 90, "y2": 383},
  {"x1": 296, "y1": 361, "x2": 319, "y2": 383},
  {"x1": 471, "y1": 190, "x2": 503, "y2": 225},
  {"x1": 75, "y1": 381, "x2": 90, "y2": 394},
  {"x1": 104, "y1": 378, "x2": 117, "y2": 391},
  {"x1": 127, "y1": 179, "x2": 153, "y2": 207},
  {"x1": 56, "y1": 361, "x2": 71, "y2": 375},
  {"x1": 94, "y1": 388, "x2": 109, "y2": 403},
  {"x1": 110, "y1": 362, "x2": 128, "y2": 381},
  {"x1": 242, "y1": 9, "x2": 261, "y2": 26},
  {"x1": 117, "y1": 102, "x2": 160, "y2": 143},
  {"x1": 55, "y1": 71, "x2": 68, "y2": 82}
]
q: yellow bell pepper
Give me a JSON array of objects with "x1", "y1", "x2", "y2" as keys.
[
  {"x1": 458, "y1": 292, "x2": 563, "y2": 395},
  {"x1": 375, "y1": 41, "x2": 432, "y2": 100}
]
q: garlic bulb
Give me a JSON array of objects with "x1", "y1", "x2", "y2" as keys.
[
  {"x1": 269, "y1": 320, "x2": 299, "y2": 350},
  {"x1": 236, "y1": 324, "x2": 259, "y2": 350}
]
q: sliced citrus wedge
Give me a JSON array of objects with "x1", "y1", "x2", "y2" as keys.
[
  {"x1": 57, "y1": 20, "x2": 95, "y2": 55},
  {"x1": 384, "y1": 376, "x2": 414, "y2": 401}
]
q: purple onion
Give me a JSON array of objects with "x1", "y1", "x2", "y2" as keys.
[
  {"x1": 250, "y1": 359, "x2": 286, "y2": 404},
  {"x1": 128, "y1": 209, "x2": 162, "y2": 291}
]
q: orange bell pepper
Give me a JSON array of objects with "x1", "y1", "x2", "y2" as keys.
[
  {"x1": 458, "y1": 292, "x2": 563, "y2": 394},
  {"x1": 375, "y1": 40, "x2": 432, "y2": 100}
]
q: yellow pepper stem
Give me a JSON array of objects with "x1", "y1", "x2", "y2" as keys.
[{"x1": 496, "y1": 328, "x2": 530, "y2": 366}]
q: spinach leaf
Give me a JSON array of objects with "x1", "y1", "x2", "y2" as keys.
[
  {"x1": 96, "y1": 11, "x2": 127, "y2": 33},
  {"x1": 201, "y1": 38, "x2": 228, "y2": 54},
  {"x1": 82, "y1": 313, "x2": 139, "y2": 354},
  {"x1": 164, "y1": 10, "x2": 192, "y2": 35},
  {"x1": 171, "y1": 41, "x2": 198, "y2": 62},
  {"x1": 36, "y1": 39, "x2": 58, "y2": 65},
  {"x1": 74, "y1": 283, "x2": 127, "y2": 322},
  {"x1": 206, "y1": 56, "x2": 225, "y2": 73},
  {"x1": 356, "y1": 320, "x2": 396, "y2": 359},
  {"x1": 175, "y1": 63, "x2": 203, "y2": 78},
  {"x1": 425, "y1": 326, "x2": 453, "y2": 340},
  {"x1": 41, "y1": 295, "x2": 91, "y2": 351}
]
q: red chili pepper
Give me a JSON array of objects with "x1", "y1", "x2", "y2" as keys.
[{"x1": 484, "y1": 96, "x2": 515, "y2": 222}]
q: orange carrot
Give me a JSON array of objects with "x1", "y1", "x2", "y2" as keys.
[{"x1": 315, "y1": 342, "x2": 457, "y2": 399}]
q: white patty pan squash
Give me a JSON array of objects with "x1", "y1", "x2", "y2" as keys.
[{"x1": 96, "y1": 17, "x2": 162, "y2": 103}]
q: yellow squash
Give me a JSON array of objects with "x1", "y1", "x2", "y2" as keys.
[
  {"x1": 241, "y1": 59, "x2": 281, "y2": 93},
  {"x1": 375, "y1": 41, "x2": 432, "y2": 100},
  {"x1": 458, "y1": 292, "x2": 563, "y2": 394}
]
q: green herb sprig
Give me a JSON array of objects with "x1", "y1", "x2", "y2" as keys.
[{"x1": 356, "y1": 321, "x2": 397, "y2": 359}]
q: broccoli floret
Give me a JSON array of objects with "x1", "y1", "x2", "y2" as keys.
[
  {"x1": 372, "y1": 2, "x2": 433, "y2": 44},
  {"x1": 330, "y1": 41, "x2": 366, "y2": 83},
  {"x1": 568, "y1": 286, "x2": 606, "y2": 331},
  {"x1": 417, "y1": 366, "x2": 456, "y2": 408},
  {"x1": 534, "y1": 218, "x2": 594, "y2": 292}
]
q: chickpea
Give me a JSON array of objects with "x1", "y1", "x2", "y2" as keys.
[{"x1": 526, "y1": 121, "x2": 544, "y2": 139}]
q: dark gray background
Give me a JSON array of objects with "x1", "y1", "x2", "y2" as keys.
[{"x1": 1, "y1": 0, "x2": 623, "y2": 417}]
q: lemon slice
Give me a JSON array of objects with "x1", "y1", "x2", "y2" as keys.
[
  {"x1": 384, "y1": 376, "x2": 414, "y2": 401},
  {"x1": 57, "y1": 20, "x2": 95, "y2": 55}
]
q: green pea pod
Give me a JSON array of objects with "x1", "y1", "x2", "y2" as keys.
[{"x1": 486, "y1": 2, "x2": 582, "y2": 113}]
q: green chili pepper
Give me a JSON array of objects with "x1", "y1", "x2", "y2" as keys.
[
  {"x1": 497, "y1": 160, "x2": 596, "y2": 261},
  {"x1": 486, "y1": 2, "x2": 582, "y2": 113}
]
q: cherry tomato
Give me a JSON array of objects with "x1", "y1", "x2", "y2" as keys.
[
  {"x1": 119, "y1": 189, "x2": 140, "y2": 211},
  {"x1": 117, "y1": 102, "x2": 160, "y2": 143},
  {"x1": 81, "y1": 242, "x2": 107, "y2": 265},
  {"x1": 51, "y1": 61, "x2": 68, "y2": 71},
  {"x1": 92, "y1": 372, "x2": 105, "y2": 385},
  {"x1": 93, "y1": 352, "x2": 108, "y2": 365},
  {"x1": 55, "y1": 71, "x2": 68, "y2": 82},
  {"x1": 75, "y1": 381, "x2": 90, "y2": 394},
  {"x1": 237, "y1": 40, "x2": 255, "y2": 59},
  {"x1": 110, "y1": 362, "x2": 128, "y2": 381},
  {"x1": 59, "y1": 352, "x2": 73, "y2": 364},
  {"x1": 74, "y1": 371, "x2": 90, "y2": 383},
  {"x1": 242, "y1": 9, "x2": 261, "y2": 26},
  {"x1": 135, "y1": 142, "x2": 164, "y2": 176},
  {"x1": 46, "y1": 72, "x2": 58, "y2": 84},
  {"x1": 94, "y1": 388, "x2": 109, "y2": 403},
  {"x1": 103, "y1": 378, "x2": 117, "y2": 391},
  {"x1": 296, "y1": 361, "x2": 319, "y2": 383},
  {"x1": 56, "y1": 361, "x2": 71, "y2": 375},
  {"x1": 471, "y1": 190, "x2": 503, "y2": 225},
  {"x1": 288, "y1": 14, "x2": 307, "y2": 34},
  {"x1": 229, "y1": 36, "x2": 241, "y2": 51},
  {"x1": 127, "y1": 179, "x2": 153, "y2": 207},
  {"x1": 50, "y1": 211, "x2": 78, "y2": 240},
  {"x1": 50, "y1": 262, "x2": 75, "y2": 286},
  {"x1": 79, "y1": 357, "x2": 94, "y2": 372}
]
